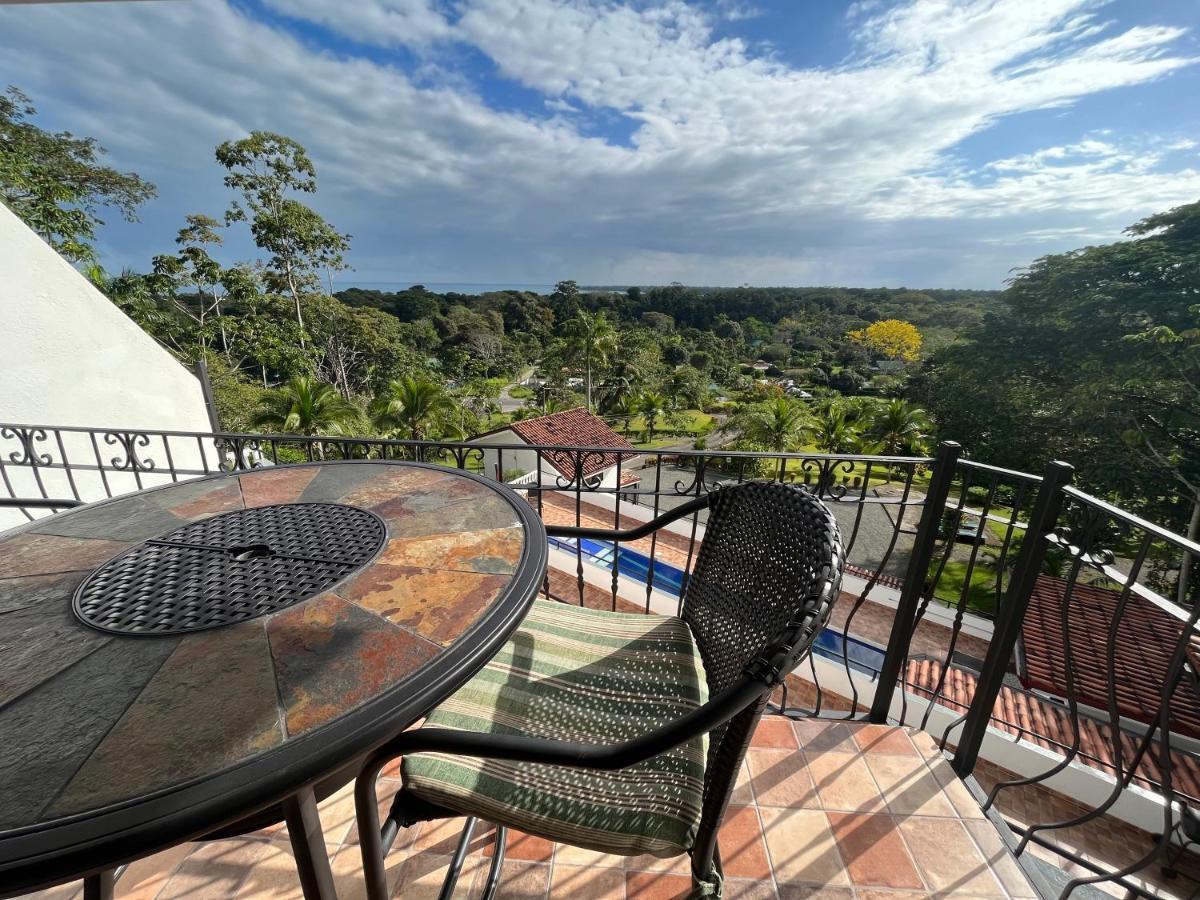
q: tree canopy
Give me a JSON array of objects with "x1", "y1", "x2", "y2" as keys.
[{"x1": 0, "y1": 86, "x2": 155, "y2": 261}]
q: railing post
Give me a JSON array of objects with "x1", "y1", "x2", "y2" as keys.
[
  {"x1": 869, "y1": 441, "x2": 962, "y2": 723},
  {"x1": 951, "y1": 459, "x2": 1074, "y2": 776},
  {"x1": 194, "y1": 359, "x2": 222, "y2": 432}
]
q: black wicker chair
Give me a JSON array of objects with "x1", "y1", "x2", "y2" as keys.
[{"x1": 354, "y1": 480, "x2": 844, "y2": 899}]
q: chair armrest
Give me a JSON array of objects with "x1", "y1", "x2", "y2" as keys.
[
  {"x1": 544, "y1": 491, "x2": 713, "y2": 543},
  {"x1": 362, "y1": 670, "x2": 768, "y2": 776}
]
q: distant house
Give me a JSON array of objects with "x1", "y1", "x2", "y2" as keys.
[
  {"x1": 751, "y1": 359, "x2": 772, "y2": 372},
  {"x1": 475, "y1": 407, "x2": 642, "y2": 494}
]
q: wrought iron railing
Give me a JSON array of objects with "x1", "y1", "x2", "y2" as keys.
[{"x1": 1, "y1": 422, "x2": 1197, "y2": 898}]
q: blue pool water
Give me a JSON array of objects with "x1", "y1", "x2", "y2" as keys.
[{"x1": 546, "y1": 536, "x2": 885, "y2": 677}]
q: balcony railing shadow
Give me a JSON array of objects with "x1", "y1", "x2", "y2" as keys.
[{"x1": 1, "y1": 421, "x2": 1198, "y2": 899}]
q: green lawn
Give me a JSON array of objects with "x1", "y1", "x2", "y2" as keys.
[
  {"x1": 929, "y1": 558, "x2": 1002, "y2": 616},
  {"x1": 508, "y1": 385, "x2": 534, "y2": 399}
]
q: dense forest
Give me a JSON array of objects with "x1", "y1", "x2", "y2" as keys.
[{"x1": 2, "y1": 85, "x2": 1196, "y2": 591}]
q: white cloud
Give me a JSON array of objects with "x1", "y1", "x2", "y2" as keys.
[
  {"x1": 262, "y1": 0, "x2": 453, "y2": 47},
  {"x1": 0, "y1": 0, "x2": 1196, "y2": 288}
]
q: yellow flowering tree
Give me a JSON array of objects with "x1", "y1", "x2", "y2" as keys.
[{"x1": 848, "y1": 319, "x2": 922, "y2": 362}]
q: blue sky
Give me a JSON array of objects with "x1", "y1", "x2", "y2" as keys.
[{"x1": 2, "y1": 0, "x2": 1198, "y2": 289}]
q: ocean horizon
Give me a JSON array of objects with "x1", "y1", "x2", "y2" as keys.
[{"x1": 338, "y1": 281, "x2": 561, "y2": 295}]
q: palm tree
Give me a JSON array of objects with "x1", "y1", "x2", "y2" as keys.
[
  {"x1": 371, "y1": 376, "x2": 455, "y2": 442},
  {"x1": 636, "y1": 391, "x2": 668, "y2": 444},
  {"x1": 563, "y1": 309, "x2": 618, "y2": 413},
  {"x1": 721, "y1": 395, "x2": 811, "y2": 453},
  {"x1": 869, "y1": 399, "x2": 932, "y2": 456},
  {"x1": 251, "y1": 375, "x2": 360, "y2": 437},
  {"x1": 811, "y1": 404, "x2": 861, "y2": 454},
  {"x1": 598, "y1": 359, "x2": 642, "y2": 416}
]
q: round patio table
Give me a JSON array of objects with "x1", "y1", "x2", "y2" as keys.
[{"x1": 0, "y1": 461, "x2": 547, "y2": 899}]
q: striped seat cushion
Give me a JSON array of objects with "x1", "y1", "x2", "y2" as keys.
[{"x1": 402, "y1": 599, "x2": 710, "y2": 857}]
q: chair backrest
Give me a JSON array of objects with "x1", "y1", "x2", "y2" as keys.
[
  {"x1": 682, "y1": 480, "x2": 843, "y2": 695},
  {"x1": 681, "y1": 480, "x2": 843, "y2": 879}
]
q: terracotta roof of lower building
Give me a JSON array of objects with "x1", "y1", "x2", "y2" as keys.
[
  {"x1": 905, "y1": 658, "x2": 1200, "y2": 804},
  {"x1": 505, "y1": 407, "x2": 635, "y2": 483},
  {"x1": 1018, "y1": 575, "x2": 1200, "y2": 738}
]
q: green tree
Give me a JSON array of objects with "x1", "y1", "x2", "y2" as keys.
[
  {"x1": 598, "y1": 359, "x2": 643, "y2": 415},
  {"x1": 812, "y1": 404, "x2": 861, "y2": 454},
  {"x1": 152, "y1": 214, "x2": 228, "y2": 356},
  {"x1": 663, "y1": 366, "x2": 708, "y2": 410},
  {"x1": 215, "y1": 132, "x2": 349, "y2": 340},
  {"x1": 1, "y1": 86, "x2": 155, "y2": 261},
  {"x1": 370, "y1": 376, "x2": 456, "y2": 442},
  {"x1": 250, "y1": 375, "x2": 361, "y2": 436},
  {"x1": 636, "y1": 391, "x2": 669, "y2": 444},
  {"x1": 722, "y1": 395, "x2": 811, "y2": 453},
  {"x1": 869, "y1": 399, "x2": 932, "y2": 456},
  {"x1": 919, "y1": 200, "x2": 1199, "y2": 598},
  {"x1": 563, "y1": 309, "x2": 618, "y2": 413}
]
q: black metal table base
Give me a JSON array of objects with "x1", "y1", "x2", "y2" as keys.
[
  {"x1": 82, "y1": 870, "x2": 113, "y2": 900},
  {"x1": 284, "y1": 786, "x2": 338, "y2": 899}
]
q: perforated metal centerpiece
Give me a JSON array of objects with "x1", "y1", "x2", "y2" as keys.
[{"x1": 72, "y1": 502, "x2": 387, "y2": 636}]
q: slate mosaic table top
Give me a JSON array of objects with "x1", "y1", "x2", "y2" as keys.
[{"x1": 0, "y1": 462, "x2": 545, "y2": 879}]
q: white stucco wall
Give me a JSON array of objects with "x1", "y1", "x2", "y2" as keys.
[
  {"x1": 0, "y1": 203, "x2": 212, "y2": 432},
  {"x1": 0, "y1": 204, "x2": 217, "y2": 528}
]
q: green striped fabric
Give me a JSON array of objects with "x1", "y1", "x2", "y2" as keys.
[{"x1": 403, "y1": 599, "x2": 710, "y2": 857}]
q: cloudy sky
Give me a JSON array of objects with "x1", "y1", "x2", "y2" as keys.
[{"x1": 3, "y1": 0, "x2": 1198, "y2": 289}]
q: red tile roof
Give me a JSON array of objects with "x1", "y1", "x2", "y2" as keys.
[
  {"x1": 905, "y1": 658, "x2": 1200, "y2": 804},
  {"x1": 506, "y1": 407, "x2": 635, "y2": 483},
  {"x1": 1018, "y1": 576, "x2": 1200, "y2": 738}
]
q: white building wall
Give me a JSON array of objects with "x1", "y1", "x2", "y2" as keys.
[{"x1": 0, "y1": 204, "x2": 217, "y2": 529}]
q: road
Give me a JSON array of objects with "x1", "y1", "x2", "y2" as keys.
[{"x1": 499, "y1": 366, "x2": 536, "y2": 412}]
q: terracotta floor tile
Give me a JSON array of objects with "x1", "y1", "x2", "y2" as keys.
[
  {"x1": 850, "y1": 725, "x2": 919, "y2": 756},
  {"x1": 314, "y1": 782, "x2": 361, "y2": 848},
  {"x1": 906, "y1": 729, "x2": 946, "y2": 761},
  {"x1": 329, "y1": 840, "x2": 407, "y2": 900},
  {"x1": 731, "y1": 759, "x2": 757, "y2": 805},
  {"x1": 864, "y1": 755, "x2": 957, "y2": 818},
  {"x1": 623, "y1": 853, "x2": 692, "y2": 875},
  {"x1": 754, "y1": 717, "x2": 801, "y2": 749},
  {"x1": 962, "y1": 820, "x2": 1038, "y2": 899},
  {"x1": 118, "y1": 843, "x2": 194, "y2": 899},
  {"x1": 625, "y1": 871, "x2": 693, "y2": 900},
  {"x1": 719, "y1": 806, "x2": 772, "y2": 879},
  {"x1": 550, "y1": 864, "x2": 625, "y2": 899},
  {"x1": 722, "y1": 877, "x2": 778, "y2": 899},
  {"x1": 158, "y1": 838, "x2": 274, "y2": 899},
  {"x1": 485, "y1": 829, "x2": 554, "y2": 861},
  {"x1": 487, "y1": 860, "x2": 550, "y2": 899},
  {"x1": 747, "y1": 749, "x2": 820, "y2": 809},
  {"x1": 804, "y1": 751, "x2": 887, "y2": 814},
  {"x1": 793, "y1": 719, "x2": 859, "y2": 754},
  {"x1": 394, "y1": 851, "x2": 484, "y2": 900},
  {"x1": 899, "y1": 818, "x2": 1005, "y2": 896},
  {"x1": 759, "y1": 807, "x2": 848, "y2": 888},
  {"x1": 235, "y1": 841, "x2": 329, "y2": 899},
  {"x1": 411, "y1": 817, "x2": 492, "y2": 855},
  {"x1": 925, "y1": 757, "x2": 987, "y2": 820},
  {"x1": 552, "y1": 843, "x2": 625, "y2": 868},
  {"x1": 854, "y1": 891, "x2": 928, "y2": 900},
  {"x1": 825, "y1": 812, "x2": 923, "y2": 890},
  {"x1": 776, "y1": 885, "x2": 855, "y2": 899}
]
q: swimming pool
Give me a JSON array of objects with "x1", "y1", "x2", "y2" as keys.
[{"x1": 546, "y1": 535, "x2": 885, "y2": 677}]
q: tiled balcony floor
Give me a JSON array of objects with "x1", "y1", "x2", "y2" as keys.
[{"x1": 21, "y1": 720, "x2": 1039, "y2": 900}]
